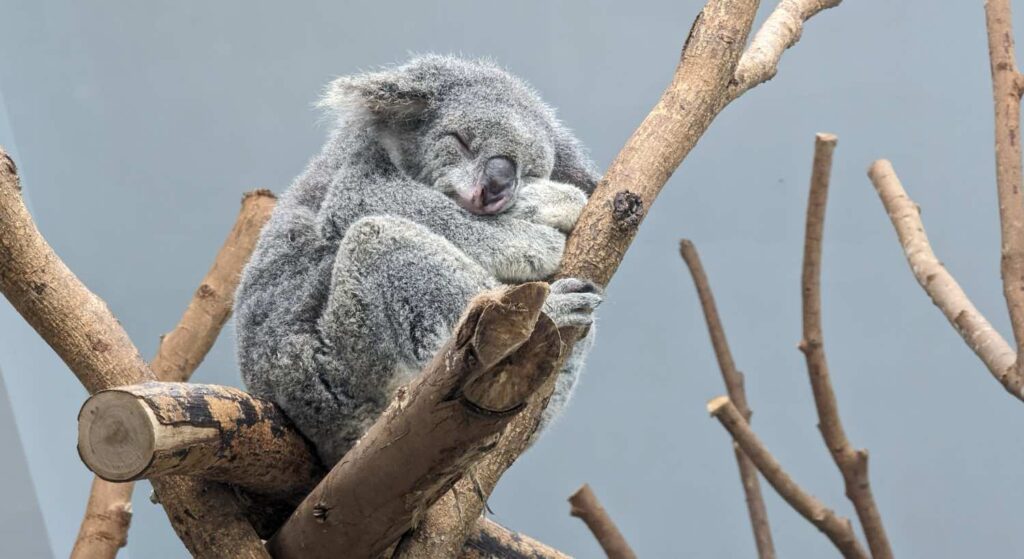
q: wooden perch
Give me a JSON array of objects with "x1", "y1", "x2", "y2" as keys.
[
  {"x1": 0, "y1": 146, "x2": 269, "y2": 558},
  {"x1": 71, "y1": 189, "x2": 275, "y2": 559},
  {"x1": 987, "y1": 0, "x2": 1024, "y2": 377},
  {"x1": 78, "y1": 382, "x2": 323, "y2": 502},
  {"x1": 568, "y1": 484, "x2": 637, "y2": 559},
  {"x1": 679, "y1": 240, "x2": 775, "y2": 559},
  {"x1": 460, "y1": 518, "x2": 572, "y2": 559},
  {"x1": 707, "y1": 397, "x2": 868, "y2": 559},
  {"x1": 868, "y1": 160, "x2": 1023, "y2": 398},
  {"x1": 398, "y1": 0, "x2": 844, "y2": 554},
  {"x1": 801, "y1": 134, "x2": 891, "y2": 559},
  {"x1": 268, "y1": 283, "x2": 562, "y2": 559}
]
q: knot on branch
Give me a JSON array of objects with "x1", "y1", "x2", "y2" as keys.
[{"x1": 611, "y1": 190, "x2": 644, "y2": 230}]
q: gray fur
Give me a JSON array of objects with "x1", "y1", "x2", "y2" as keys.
[{"x1": 235, "y1": 55, "x2": 601, "y2": 465}]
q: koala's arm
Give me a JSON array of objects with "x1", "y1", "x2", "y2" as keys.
[{"x1": 504, "y1": 178, "x2": 588, "y2": 233}]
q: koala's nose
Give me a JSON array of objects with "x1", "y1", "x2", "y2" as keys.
[{"x1": 482, "y1": 157, "x2": 517, "y2": 199}]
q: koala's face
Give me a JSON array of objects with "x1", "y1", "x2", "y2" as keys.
[{"x1": 323, "y1": 56, "x2": 597, "y2": 215}]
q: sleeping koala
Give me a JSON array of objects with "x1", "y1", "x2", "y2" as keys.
[{"x1": 234, "y1": 55, "x2": 601, "y2": 465}]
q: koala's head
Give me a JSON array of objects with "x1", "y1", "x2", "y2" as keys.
[{"x1": 321, "y1": 55, "x2": 598, "y2": 215}]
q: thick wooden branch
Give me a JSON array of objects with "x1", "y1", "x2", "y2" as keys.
[
  {"x1": 986, "y1": 0, "x2": 1024, "y2": 376},
  {"x1": 707, "y1": 397, "x2": 868, "y2": 559},
  {"x1": 71, "y1": 189, "x2": 275, "y2": 559},
  {"x1": 0, "y1": 146, "x2": 269, "y2": 558},
  {"x1": 800, "y1": 134, "x2": 892, "y2": 559},
  {"x1": 868, "y1": 160, "x2": 1024, "y2": 398},
  {"x1": 679, "y1": 240, "x2": 775, "y2": 559},
  {"x1": 460, "y1": 518, "x2": 572, "y2": 559},
  {"x1": 78, "y1": 382, "x2": 323, "y2": 501},
  {"x1": 269, "y1": 283, "x2": 562, "y2": 559},
  {"x1": 567, "y1": 484, "x2": 637, "y2": 559},
  {"x1": 725, "y1": 0, "x2": 843, "y2": 103}
]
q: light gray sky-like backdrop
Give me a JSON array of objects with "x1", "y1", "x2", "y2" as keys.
[{"x1": 1, "y1": 1, "x2": 1022, "y2": 557}]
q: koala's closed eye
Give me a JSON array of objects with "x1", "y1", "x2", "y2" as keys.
[{"x1": 447, "y1": 132, "x2": 474, "y2": 157}]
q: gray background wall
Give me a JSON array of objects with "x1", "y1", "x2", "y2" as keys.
[{"x1": 1, "y1": 1, "x2": 1021, "y2": 557}]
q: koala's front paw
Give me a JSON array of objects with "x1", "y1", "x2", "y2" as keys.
[
  {"x1": 508, "y1": 179, "x2": 588, "y2": 233},
  {"x1": 543, "y1": 278, "x2": 602, "y2": 328}
]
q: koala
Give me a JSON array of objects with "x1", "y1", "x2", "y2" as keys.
[{"x1": 235, "y1": 55, "x2": 602, "y2": 466}]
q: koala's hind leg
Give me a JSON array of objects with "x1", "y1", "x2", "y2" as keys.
[{"x1": 313, "y1": 215, "x2": 500, "y2": 463}]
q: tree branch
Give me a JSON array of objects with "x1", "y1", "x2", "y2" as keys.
[
  {"x1": 679, "y1": 240, "x2": 775, "y2": 559},
  {"x1": 726, "y1": 0, "x2": 843, "y2": 104},
  {"x1": 867, "y1": 160, "x2": 1023, "y2": 398},
  {"x1": 707, "y1": 397, "x2": 868, "y2": 559},
  {"x1": 986, "y1": 0, "x2": 1024, "y2": 376},
  {"x1": 0, "y1": 146, "x2": 269, "y2": 558},
  {"x1": 460, "y1": 518, "x2": 572, "y2": 559},
  {"x1": 567, "y1": 484, "x2": 637, "y2": 559},
  {"x1": 269, "y1": 283, "x2": 562, "y2": 559},
  {"x1": 78, "y1": 382, "x2": 323, "y2": 502},
  {"x1": 71, "y1": 189, "x2": 275, "y2": 559},
  {"x1": 800, "y1": 134, "x2": 892, "y2": 559}
]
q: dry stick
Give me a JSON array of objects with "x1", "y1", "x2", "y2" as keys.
[
  {"x1": 867, "y1": 160, "x2": 1023, "y2": 398},
  {"x1": 397, "y1": 0, "x2": 844, "y2": 555},
  {"x1": 708, "y1": 397, "x2": 868, "y2": 559},
  {"x1": 78, "y1": 382, "x2": 323, "y2": 502},
  {"x1": 70, "y1": 189, "x2": 276, "y2": 559},
  {"x1": 986, "y1": 0, "x2": 1024, "y2": 375},
  {"x1": 800, "y1": 134, "x2": 892, "y2": 559},
  {"x1": 460, "y1": 518, "x2": 573, "y2": 559},
  {"x1": 269, "y1": 283, "x2": 562, "y2": 559},
  {"x1": 568, "y1": 484, "x2": 637, "y2": 559},
  {"x1": 0, "y1": 148, "x2": 271, "y2": 559},
  {"x1": 679, "y1": 240, "x2": 775, "y2": 559}
]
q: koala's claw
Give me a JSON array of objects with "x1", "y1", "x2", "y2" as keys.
[{"x1": 544, "y1": 278, "x2": 603, "y2": 328}]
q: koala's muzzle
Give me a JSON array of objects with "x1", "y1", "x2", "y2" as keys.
[{"x1": 462, "y1": 156, "x2": 517, "y2": 215}]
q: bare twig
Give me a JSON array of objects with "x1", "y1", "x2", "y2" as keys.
[
  {"x1": 800, "y1": 134, "x2": 892, "y2": 559},
  {"x1": 70, "y1": 189, "x2": 275, "y2": 559},
  {"x1": 867, "y1": 160, "x2": 1023, "y2": 398},
  {"x1": 0, "y1": 146, "x2": 269, "y2": 558},
  {"x1": 707, "y1": 397, "x2": 868, "y2": 559},
  {"x1": 568, "y1": 484, "x2": 637, "y2": 559},
  {"x1": 460, "y1": 518, "x2": 572, "y2": 559},
  {"x1": 986, "y1": 0, "x2": 1024, "y2": 375},
  {"x1": 679, "y1": 240, "x2": 775, "y2": 559},
  {"x1": 726, "y1": 0, "x2": 843, "y2": 103}
]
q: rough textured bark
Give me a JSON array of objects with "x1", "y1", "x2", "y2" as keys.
[
  {"x1": 987, "y1": 0, "x2": 1024, "y2": 376},
  {"x1": 71, "y1": 189, "x2": 276, "y2": 559},
  {"x1": 70, "y1": 477, "x2": 134, "y2": 559},
  {"x1": 799, "y1": 134, "x2": 892, "y2": 559},
  {"x1": 868, "y1": 160, "x2": 1023, "y2": 398},
  {"x1": 269, "y1": 283, "x2": 562, "y2": 559},
  {"x1": 459, "y1": 518, "x2": 572, "y2": 559},
  {"x1": 567, "y1": 484, "x2": 636, "y2": 559},
  {"x1": 679, "y1": 240, "x2": 775, "y2": 559},
  {"x1": 78, "y1": 382, "x2": 323, "y2": 501},
  {"x1": 0, "y1": 146, "x2": 268, "y2": 558},
  {"x1": 707, "y1": 397, "x2": 867, "y2": 559}
]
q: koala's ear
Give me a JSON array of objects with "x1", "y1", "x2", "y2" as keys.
[
  {"x1": 551, "y1": 128, "x2": 601, "y2": 195},
  {"x1": 320, "y1": 70, "x2": 431, "y2": 124}
]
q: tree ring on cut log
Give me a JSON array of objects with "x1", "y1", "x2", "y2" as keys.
[{"x1": 78, "y1": 391, "x2": 157, "y2": 481}]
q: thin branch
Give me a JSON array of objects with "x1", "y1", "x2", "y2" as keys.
[
  {"x1": 986, "y1": 0, "x2": 1024, "y2": 376},
  {"x1": 568, "y1": 484, "x2": 637, "y2": 559},
  {"x1": 0, "y1": 147, "x2": 268, "y2": 558},
  {"x1": 71, "y1": 189, "x2": 276, "y2": 559},
  {"x1": 270, "y1": 283, "x2": 562, "y2": 559},
  {"x1": 707, "y1": 397, "x2": 868, "y2": 559},
  {"x1": 867, "y1": 160, "x2": 1023, "y2": 398},
  {"x1": 460, "y1": 518, "x2": 572, "y2": 559},
  {"x1": 679, "y1": 240, "x2": 775, "y2": 559},
  {"x1": 800, "y1": 134, "x2": 892, "y2": 559},
  {"x1": 726, "y1": 0, "x2": 843, "y2": 104}
]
